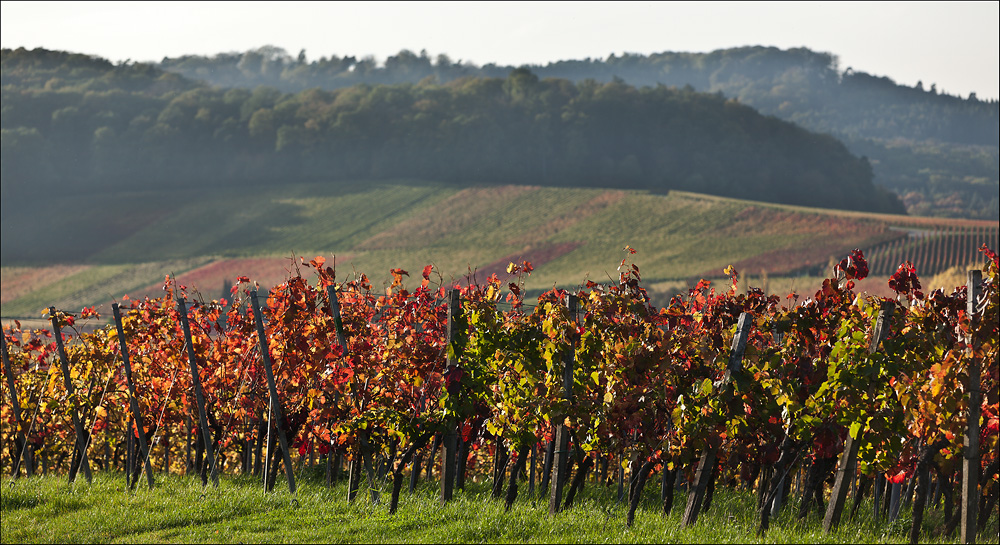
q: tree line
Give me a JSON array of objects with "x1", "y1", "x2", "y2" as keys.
[
  {"x1": 150, "y1": 45, "x2": 999, "y2": 147},
  {"x1": 145, "y1": 45, "x2": 1000, "y2": 219},
  {"x1": 2, "y1": 48, "x2": 904, "y2": 215}
]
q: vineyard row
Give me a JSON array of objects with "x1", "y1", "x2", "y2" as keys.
[
  {"x1": 1, "y1": 248, "x2": 998, "y2": 541},
  {"x1": 867, "y1": 224, "x2": 999, "y2": 277}
]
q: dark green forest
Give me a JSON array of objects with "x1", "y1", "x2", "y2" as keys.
[
  {"x1": 153, "y1": 46, "x2": 997, "y2": 143},
  {"x1": 1, "y1": 47, "x2": 905, "y2": 216},
  {"x1": 144, "y1": 45, "x2": 1000, "y2": 219}
]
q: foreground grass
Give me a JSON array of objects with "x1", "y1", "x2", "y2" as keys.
[{"x1": 2, "y1": 470, "x2": 994, "y2": 544}]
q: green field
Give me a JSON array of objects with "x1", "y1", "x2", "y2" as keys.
[
  {"x1": 2, "y1": 471, "x2": 989, "y2": 544},
  {"x1": 2, "y1": 179, "x2": 996, "y2": 319}
]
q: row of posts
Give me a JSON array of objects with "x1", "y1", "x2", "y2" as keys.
[
  {"x1": 0, "y1": 290, "x2": 300, "y2": 495},
  {"x1": 0, "y1": 272, "x2": 990, "y2": 539}
]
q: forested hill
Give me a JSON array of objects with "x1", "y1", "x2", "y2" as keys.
[
  {"x1": 154, "y1": 46, "x2": 999, "y2": 146},
  {"x1": 146, "y1": 45, "x2": 1000, "y2": 219},
  {"x1": 2, "y1": 47, "x2": 904, "y2": 216}
]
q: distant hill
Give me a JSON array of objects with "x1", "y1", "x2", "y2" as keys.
[
  {"x1": 150, "y1": 45, "x2": 1000, "y2": 219},
  {"x1": 0, "y1": 47, "x2": 198, "y2": 94},
  {"x1": 2, "y1": 47, "x2": 904, "y2": 222},
  {"x1": 1, "y1": 180, "x2": 995, "y2": 319},
  {"x1": 155, "y1": 46, "x2": 997, "y2": 144}
]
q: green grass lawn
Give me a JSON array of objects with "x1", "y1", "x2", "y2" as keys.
[{"x1": 2, "y1": 470, "x2": 990, "y2": 544}]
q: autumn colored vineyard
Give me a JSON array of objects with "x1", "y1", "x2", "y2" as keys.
[
  {"x1": 1, "y1": 247, "x2": 997, "y2": 542},
  {"x1": 868, "y1": 224, "x2": 1000, "y2": 278}
]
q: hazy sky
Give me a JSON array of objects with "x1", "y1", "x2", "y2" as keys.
[{"x1": 2, "y1": 1, "x2": 998, "y2": 100}]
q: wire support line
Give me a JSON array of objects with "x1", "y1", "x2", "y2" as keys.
[
  {"x1": 204, "y1": 344, "x2": 259, "y2": 496},
  {"x1": 133, "y1": 367, "x2": 180, "y2": 483},
  {"x1": 72, "y1": 361, "x2": 120, "y2": 489},
  {"x1": 10, "y1": 364, "x2": 47, "y2": 483}
]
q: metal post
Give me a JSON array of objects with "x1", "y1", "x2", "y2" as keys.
[
  {"x1": 824, "y1": 300, "x2": 894, "y2": 532},
  {"x1": 441, "y1": 289, "x2": 461, "y2": 504},
  {"x1": 1, "y1": 334, "x2": 33, "y2": 477},
  {"x1": 961, "y1": 270, "x2": 982, "y2": 544},
  {"x1": 176, "y1": 299, "x2": 219, "y2": 487},
  {"x1": 325, "y1": 285, "x2": 350, "y2": 357},
  {"x1": 112, "y1": 303, "x2": 155, "y2": 490},
  {"x1": 249, "y1": 290, "x2": 297, "y2": 495},
  {"x1": 888, "y1": 481, "x2": 902, "y2": 522},
  {"x1": 50, "y1": 307, "x2": 92, "y2": 484},
  {"x1": 549, "y1": 293, "x2": 578, "y2": 515},
  {"x1": 771, "y1": 475, "x2": 785, "y2": 517},
  {"x1": 528, "y1": 442, "x2": 537, "y2": 497},
  {"x1": 683, "y1": 312, "x2": 751, "y2": 527}
]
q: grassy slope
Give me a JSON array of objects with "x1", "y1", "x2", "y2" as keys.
[
  {"x1": 2, "y1": 472, "x2": 991, "y2": 544},
  {"x1": 1, "y1": 180, "x2": 996, "y2": 318}
]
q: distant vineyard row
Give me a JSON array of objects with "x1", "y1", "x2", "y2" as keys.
[{"x1": 867, "y1": 224, "x2": 999, "y2": 277}]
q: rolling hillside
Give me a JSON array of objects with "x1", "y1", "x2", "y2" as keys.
[
  {"x1": 151, "y1": 45, "x2": 1000, "y2": 219},
  {"x1": 2, "y1": 47, "x2": 906, "y2": 220},
  {"x1": 1, "y1": 180, "x2": 995, "y2": 320}
]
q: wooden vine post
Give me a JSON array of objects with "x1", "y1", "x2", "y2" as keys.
[
  {"x1": 176, "y1": 299, "x2": 219, "y2": 487},
  {"x1": 528, "y1": 442, "x2": 537, "y2": 497},
  {"x1": 326, "y1": 285, "x2": 350, "y2": 354},
  {"x1": 1, "y1": 334, "x2": 33, "y2": 477},
  {"x1": 823, "y1": 299, "x2": 895, "y2": 532},
  {"x1": 325, "y1": 284, "x2": 350, "y2": 488},
  {"x1": 549, "y1": 293, "x2": 578, "y2": 516},
  {"x1": 682, "y1": 311, "x2": 751, "y2": 527},
  {"x1": 249, "y1": 290, "x2": 297, "y2": 495},
  {"x1": 441, "y1": 288, "x2": 461, "y2": 505},
  {"x1": 49, "y1": 307, "x2": 92, "y2": 484},
  {"x1": 539, "y1": 430, "x2": 555, "y2": 498},
  {"x1": 325, "y1": 285, "x2": 376, "y2": 503},
  {"x1": 873, "y1": 473, "x2": 887, "y2": 522},
  {"x1": 961, "y1": 270, "x2": 982, "y2": 544},
  {"x1": 111, "y1": 303, "x2": 155, "y2": 490}
]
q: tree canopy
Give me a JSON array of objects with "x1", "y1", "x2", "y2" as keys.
[
  {"x1": 3, "y1": 47, "x2": 906, "y2": 216},
  {"x1": 139, "y1": 45, "x2": 998, "y2": 219}
]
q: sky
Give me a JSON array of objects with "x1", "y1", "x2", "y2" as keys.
[{"x1": 2, "y1": 1, "x2": 998, "y2": 100}]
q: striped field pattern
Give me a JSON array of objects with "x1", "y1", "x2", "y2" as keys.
[
  {"x1": 1, "y1": 181, "x2": 997, "y2": 319},
  {"x1": 867, "y1": 223, "x2": 999, "y2": 277}
]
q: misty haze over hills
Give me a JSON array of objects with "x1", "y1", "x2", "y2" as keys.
[
  {"x1": 154, "y1": 45, "x2": 1000, "y2": 219},
  {"x1": 2, "y1": 46, "x2": 901, "y2": 214},
  {"x1": 158, "y1": 45, "x2": 998, "y2": 143},
  {"x1": 1, "y1": 45, "x2": 997, "y2": 224},
  {"x1": 1, "y1": 45, "x2": 997, "y2": 316}
]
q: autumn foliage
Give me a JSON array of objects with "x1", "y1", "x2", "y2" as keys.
[{"x1": 1, "y1": 247, "x2": 997, "y2": 526}]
